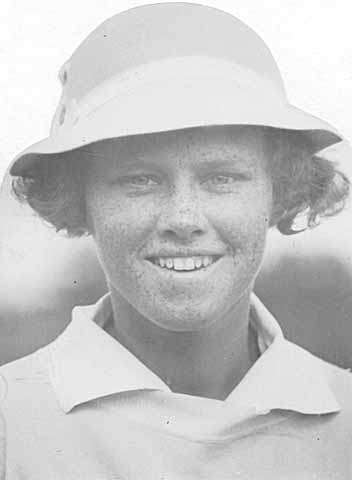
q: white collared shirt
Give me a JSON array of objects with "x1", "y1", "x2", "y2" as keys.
[{"x1": 1, "y1": 293, "x2": 351, "y2": 479}]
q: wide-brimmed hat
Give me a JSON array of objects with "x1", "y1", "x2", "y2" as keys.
[{"x1": 10, "y1": 2, "x2": 344, "y2": 176}]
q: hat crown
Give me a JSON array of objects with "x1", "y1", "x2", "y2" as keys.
[
  {"x1": 60, "y1": 2, "x2": 285, "y2": 102},
  {"x1": 11, "y1": 2, "x2": 342, "y2": 178}
]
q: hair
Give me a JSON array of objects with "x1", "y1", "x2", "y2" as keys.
[
  {"x1": 13, "y1": 150, "x2": 89, "y2": 237},
  {"x1": 264, "y1": 128, "x2": 350, "y2": 234},
  {"x1": 12, "y1": 128, "x2": 350, "y2": 236}
]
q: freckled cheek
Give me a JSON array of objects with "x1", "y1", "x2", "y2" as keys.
[
  {"x1": 89, "y1": 197, "x2": 158, "y2": 260},
  {"x1": 209, "y1": 193, "x2": 270, "y2": 253}
]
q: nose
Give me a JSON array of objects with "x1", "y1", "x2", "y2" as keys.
[{"x1": 157, "y1": 182, "x2": 208, "y2": 241}]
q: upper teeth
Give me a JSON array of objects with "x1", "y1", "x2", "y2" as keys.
[{"x1": 152, "y1": 256, "x2": 216, "y2": 271}]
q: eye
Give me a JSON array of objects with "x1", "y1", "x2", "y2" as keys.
[
  {"x1": 115, "y1": 174, "x2": 162, "y2": 193},
  {"x1": 124, "y1": 175, "x2": 159, "y2": 186},
  {"x1": 209, "y1": 175, "x2": 236, "y2": 185},
  {"x1": 203, "y1": 172, "x2": 250, "y2": 190}
]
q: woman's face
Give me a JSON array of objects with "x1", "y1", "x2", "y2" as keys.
[{"x1": 85, "y1": 126, "x2": 273, "y2": 331}]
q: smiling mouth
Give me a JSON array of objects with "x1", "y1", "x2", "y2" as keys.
[{"x1": 147, "y1": 255, "x2": 222, "y2": 272}]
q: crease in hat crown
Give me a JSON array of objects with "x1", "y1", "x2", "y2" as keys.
[{"x1": 10, "y1": 2, "x2": 343, "y2": 176}]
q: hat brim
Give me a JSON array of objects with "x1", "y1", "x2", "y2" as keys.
[{"x1": 10, "y1": 74, "x2": 343, "y2": 176}]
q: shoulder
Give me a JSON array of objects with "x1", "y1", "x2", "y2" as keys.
[
  {"x1": 0, "y1": 346, "x2": 49, "y2": 380},
  {"x1": 0, "y1": 347, "x2": 71, "y2": 477},
  {"x1": 312, "y1": 354, "x2": 352, "y2": 442},
  {"x1": 316, "y1": 358, "x2": 352, "y2": 463},
  {"x1": 323, "y1": 359, "x2": 352, "y2": 413},
  {"x1": 0, "y1": 346, "x2": 52, "y2": 414},
  {"x1": 0, "y1": 407, "x2": 4, "y2": 480}
]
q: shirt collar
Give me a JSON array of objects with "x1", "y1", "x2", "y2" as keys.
[{"x1": 47, "y1": 293, "x2": 341, "y2": 415}]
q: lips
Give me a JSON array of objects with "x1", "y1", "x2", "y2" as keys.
[{"x1": 147, "y1": 255, "x2": 222, "y2": 271}]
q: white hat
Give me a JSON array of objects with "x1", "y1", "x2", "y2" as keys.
[{"x1": 10, "y1": 2, "x2": 343, "y2": 176}]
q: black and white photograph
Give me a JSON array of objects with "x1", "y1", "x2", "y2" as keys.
[{"x1": 1, "y1": 1, "x2": 352, "y2": 478}]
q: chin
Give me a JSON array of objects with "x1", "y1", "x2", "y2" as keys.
[{"x1": 144, "y1": 301, "x2": 229, "y2": 332}]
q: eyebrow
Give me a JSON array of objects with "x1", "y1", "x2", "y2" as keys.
[
  {"x1": 191, "y1": 156, "x2": 252, "y2": 172},
  {"x1": 84, "y1": 150, "x2": 252, "y2": 172},
  {"x1": 84, "y1": 151, "x2": 141, "y2": 173}
]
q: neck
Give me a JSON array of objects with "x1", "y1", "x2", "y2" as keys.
[{"x1": 107, "y1": 287, "x2": 259, "y2": 400}]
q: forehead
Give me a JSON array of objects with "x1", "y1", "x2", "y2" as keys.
[{"x1": 85, "y1": 126, "x2": 269, "y2": 172}]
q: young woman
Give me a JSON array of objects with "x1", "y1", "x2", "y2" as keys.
[{"x1": 1, "y1": 3, "x2": 351, "y2": 478}]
